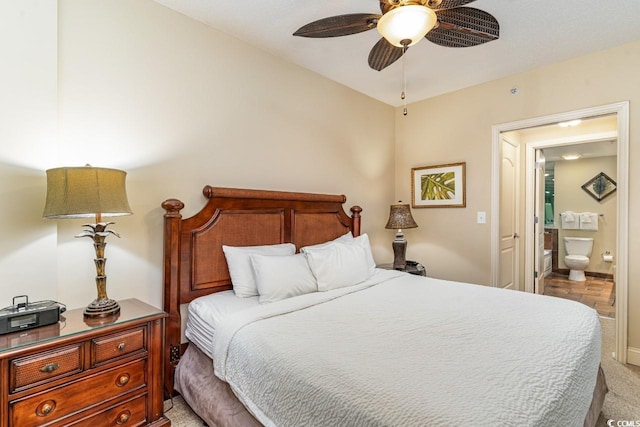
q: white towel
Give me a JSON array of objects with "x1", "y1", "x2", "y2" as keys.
[
  {"x1": 561, "y1": 211, "x2": 579, "y2": 230},
  {"x1": 580, "y1": 212, "x2": 599, "y2": 231}
]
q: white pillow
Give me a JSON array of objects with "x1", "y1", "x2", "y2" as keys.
[
  {"x1": 251, "y1": 253, "x2": 318, "y2": 303},
  {"x1": 301, "y1": 232, "x2": 375, "y2": 276},
  {"x1": 351, "y1": 234, "x2": 376, "y2": 276},
  {"x1": 304, "y1": 242, "x2": 373, "y2": 291},
  {"x1": 222, "y1": 243, "x2": 296, "y2": 298},
  {"x1": 300, "y1": 231, "x2": 353, "y2": 252}
]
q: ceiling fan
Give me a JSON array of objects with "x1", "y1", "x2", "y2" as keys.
[{"x1": 293, "y1": 0, "x2": 499, "y2": 71}]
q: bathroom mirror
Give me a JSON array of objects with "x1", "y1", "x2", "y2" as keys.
[{"x1": 544, "y1": 161, "x2": 555, "y2": 225}]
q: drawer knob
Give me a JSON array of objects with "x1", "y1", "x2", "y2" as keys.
[
  {"x1": 36, "y1": 400, "x2": 56, "y2": 417},
  {"x1": 117, "y1": 342, "x2": 126, "y2": 351},
  {"x1": 116, "y1": 373, "x2": 130, "y2": 387},
  {"x1": 116, "y1": 410, "x2": 131, "y2": 425},
  {"x1": 39, "y1": 363, "x2": 60, "y2": 373}
]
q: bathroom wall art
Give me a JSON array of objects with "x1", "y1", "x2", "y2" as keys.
[{"x1": 581, "y1": 172, "x2": 617, "y2": 202}]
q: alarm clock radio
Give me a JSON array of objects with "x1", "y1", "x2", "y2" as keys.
[{"x1": 0, "y1": 295, "x2": 66, "y2": 335}]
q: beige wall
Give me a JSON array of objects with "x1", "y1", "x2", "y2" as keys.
[
  {"x1": 555, "y1": 156, "x2": 617, "y2": 275},
  {"x1": 1, "y1": 0, "x2": 395, "y2": 310},
  {"x1": 0, "y1": 1, "x2": 59, "y2": 305},
  {"x1": 396, "y1": 41, "x2": 640, "y2": 349}
]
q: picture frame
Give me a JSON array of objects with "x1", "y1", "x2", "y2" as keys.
[
  {"x1": 411, "y1": 162, "x2": 466, "y2": 208},
  {"x1": 581, "y1": 172, "x2": 617, "y2": 202}
]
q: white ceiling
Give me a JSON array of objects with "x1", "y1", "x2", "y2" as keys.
[{"x1": 153, "y1": 0, "x2": 640, "y2": 106}]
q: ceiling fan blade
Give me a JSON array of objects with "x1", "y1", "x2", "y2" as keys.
[
  {"x1": 427, "y1": 0, "x2": 476, "y2": 11},
  {"x1": 427, "y1": 7, "x2": 499, "y2": 47},
  {"x1": 368, "y1": 38, "x2": 405, "y2": 71},
  {"x1": 293, "y1": 14, "x2": 380, "y2": 38}
]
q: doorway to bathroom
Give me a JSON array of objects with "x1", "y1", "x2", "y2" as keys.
[
  {"x1": 490, "y1": 101, "x2": 629, "y2": 363},
  {"x1": 537, "y1": 135, "x2": 617, "y2": 319}
]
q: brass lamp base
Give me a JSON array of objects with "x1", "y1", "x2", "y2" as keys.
[
  {"x1": 84, "y1": 298, "x2": 121, "y2": 319},
  {"x1": 78, "y1": 221, "x2": 122, "y2": 320}
]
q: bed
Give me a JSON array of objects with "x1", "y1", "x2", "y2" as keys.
[{"x1": 162, "y1": 186, "x2": 607, "y2": 427}]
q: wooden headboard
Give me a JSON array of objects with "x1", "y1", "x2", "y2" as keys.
[{"x1": 161, "y1": 186, "x2": 362, "y2": 395}]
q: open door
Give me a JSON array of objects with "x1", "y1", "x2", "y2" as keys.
[
  {"x1": 534, "y1": 149, "x2": 546, "y2": 294},
  {"x1": 499, "y1": 136, "x2": 519, "y2": 290}
]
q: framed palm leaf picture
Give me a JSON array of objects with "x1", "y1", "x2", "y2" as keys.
[{"x1": 411, "y1": 162, "x2": 466, "y2": 208}]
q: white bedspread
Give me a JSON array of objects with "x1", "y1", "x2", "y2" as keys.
[
  {"x1": 213, "y1": 269, "x2": 601, "y2": 427},
  {"x1": 186, "y1": 290, "x2": 260, "y2": 359}
]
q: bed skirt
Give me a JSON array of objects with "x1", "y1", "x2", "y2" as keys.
[
  {"x1": 175, "y1": 343, "x2": 607, "y2": 427},
  {"x1": 584, "y1": 364, "x2": 608, "y2": 427},
  {"x1": 175, "y1": 344, "x2": 261, "y2": 427}
]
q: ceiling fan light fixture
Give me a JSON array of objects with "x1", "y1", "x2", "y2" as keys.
[{"x1": 377, "y1": 5, "x2": 437, "y2": 47}]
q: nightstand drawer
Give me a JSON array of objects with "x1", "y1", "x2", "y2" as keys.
[
  {"x1": 10, "y1": 344, "x2": 83, "y2": 392},
  {"x1": 10, "y1": 359, "x2": 146, "y2": 427},
  {"x1": 92, "y1": 327, "x2": 146, "y2": 366},
  {"x1": 69, "y1": 394, "x2": 147, "y2": 426}
]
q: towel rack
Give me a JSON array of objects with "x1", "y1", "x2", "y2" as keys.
[{"x1": 559, "y1": 212, "x2": 604, "y2": 218}]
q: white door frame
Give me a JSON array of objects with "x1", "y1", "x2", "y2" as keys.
[{"x1": 491, "y1": 101, "x2": 629, "y2": 363}]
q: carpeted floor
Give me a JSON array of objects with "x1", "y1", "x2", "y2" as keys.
[
  {"x1": 164, "y1": 395, "x2": 203, "y2": 425},
  {"x1": 596, "y1": 317, "x2": 640, "y2": 425},
  {"x1": 164, "y1": 317, "x2": 640, "y2": 426}
]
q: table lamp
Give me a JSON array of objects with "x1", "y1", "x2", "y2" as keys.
[
  {"x1": 43, "y1": 165, "x2": 132, "y2": 318},
  {"x1": 385, "y1": 201, "x2": 418, "y2": 270}
]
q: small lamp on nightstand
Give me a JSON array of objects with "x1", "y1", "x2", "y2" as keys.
[
  {"x1": 385, "y1": 201, "x2": 418, "y2": 270},
  {"x1": 43, "y1": 165, "x2": 133, "y2": 319}
]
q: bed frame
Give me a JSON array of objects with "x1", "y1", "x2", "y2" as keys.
[{"x1": 161, "y1": 186, "x2": 362, "y2": 396}]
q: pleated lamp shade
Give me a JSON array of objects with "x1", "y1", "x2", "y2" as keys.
[{"x1": 43, "y1": 166, "x2": 132, "y2": 219}]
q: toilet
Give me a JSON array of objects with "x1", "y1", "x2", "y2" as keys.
[{"x1": 563, "y1": 237, "x2": 594, "y2": 282}]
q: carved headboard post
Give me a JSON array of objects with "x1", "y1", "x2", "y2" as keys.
[
  {"x1": 161, "y1": 198, "x2": 185, "y2": 396},
  {"x1": 350, "y1": 206, "x2": 362, "y2": 237}
]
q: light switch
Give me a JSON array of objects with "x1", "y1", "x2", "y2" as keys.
[{"x1": 477, "y1": 211, "x2": 486, "y2": 224}]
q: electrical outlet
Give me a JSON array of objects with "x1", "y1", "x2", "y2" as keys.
[{"x1": 477, "y1": 211, "x2": 486, "y2": 224}]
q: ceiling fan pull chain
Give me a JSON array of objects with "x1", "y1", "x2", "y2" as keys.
[{"x1": 402, "y1": 43, "x2": 408, "y2": 116}]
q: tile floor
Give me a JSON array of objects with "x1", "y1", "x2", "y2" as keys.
[{"x1": 544, "y1": 273, "x2": 615, "y2": 318}]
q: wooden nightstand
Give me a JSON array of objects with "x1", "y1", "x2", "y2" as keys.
[
  {"x1": 0, "y1": 299, "x2": 170, "y2": 427},
  {"x1": 377, "y1": 261, "x2": 427, "y2": 276}
]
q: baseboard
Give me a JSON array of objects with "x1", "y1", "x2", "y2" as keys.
[
  {"x1": 553, "y1": 269, "x2": 614, "y2": 280},
  {"x1": 627, "y1": 347, "x2": 640, "y2": 367}
]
